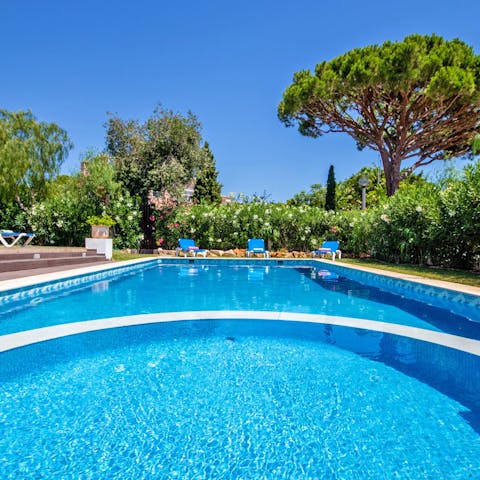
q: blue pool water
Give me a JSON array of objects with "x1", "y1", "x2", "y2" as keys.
[
  {"x1": 1, "y1": 320, "x2": 480, "y2": 479},
  {"x1": 0, "y1": 261, "x2": 479, "y2": 338}
]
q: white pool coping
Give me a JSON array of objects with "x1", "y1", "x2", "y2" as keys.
[{"x1": 1, "y1": 311, "x2": 480, "y2": 357}]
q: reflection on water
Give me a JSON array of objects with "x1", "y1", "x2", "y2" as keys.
[
  {"x1": 91, "y1": 280, "x2": 110, "y2": 293},
  {"x1": 178, "y1": 265, "x2": 210, "y2": 277},
  {"x1": 247, "y1": 266, "x2": 270, "y2": 282}
]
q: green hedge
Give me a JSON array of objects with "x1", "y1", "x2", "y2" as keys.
[{"x1": 156, "y1": 203, "x2": 358, "y2": 252}]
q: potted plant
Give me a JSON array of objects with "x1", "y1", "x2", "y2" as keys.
[{"x1": 86, "y1": 215, "x2": 116, "y2": 239}]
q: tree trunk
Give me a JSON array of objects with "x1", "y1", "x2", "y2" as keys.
[
  {"x1": 140, "y1": 200, "x2": 157, "y2": 251},
  {"x1": 380, "y1": 150, "x2": 401, "y2": 196}
]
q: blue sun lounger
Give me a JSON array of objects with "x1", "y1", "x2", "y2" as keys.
[
  {"x1": 176, "y1": 238, "x2": 208, "y2": 257},
  {"x1": 0, "y1": 230, "x2": 35, "y2": 248},
  {"x1": 311, "y1": 241, "x2": 342, "y2": 261},
  {"x1": 246, "y1": 238, "x2": 270, "y2": 258}
]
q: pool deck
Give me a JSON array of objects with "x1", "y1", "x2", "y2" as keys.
[{"x1": 0, "y1": 255, "x2": 478, "y2": 297}]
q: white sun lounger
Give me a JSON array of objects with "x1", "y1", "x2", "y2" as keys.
[{"x1": 0, "y1": 230, "x2": 35, "y2": 248}]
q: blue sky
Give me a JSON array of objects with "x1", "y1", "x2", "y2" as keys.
[{"x1": 2, "y1": 0, "x2": 479, "y2": 201}]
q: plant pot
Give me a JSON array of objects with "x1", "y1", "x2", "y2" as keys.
[{"x1": 91, "y1": 225, "x2": 110, "y2": 238}]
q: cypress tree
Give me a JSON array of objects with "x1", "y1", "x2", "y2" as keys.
[
  {"x1": 325, "y1": 164, "x2": 336, "y2": 211},
  {"x1": 192, "y1": 142, "x2": 222, "y2": 204}
]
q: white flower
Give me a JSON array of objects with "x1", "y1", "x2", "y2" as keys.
[
  {"x1": 127, "y1": 215, "x2": 133, "y2": 221},
  {"x1": 380, "y1": 214, "x2": 390, "y2": 223},
  {"x1": 415, "y1": 206, "x2": 423, "y2": 213}
]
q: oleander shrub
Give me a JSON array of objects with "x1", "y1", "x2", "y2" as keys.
[
  {"x1": 357, "y1": 182, "x2": 442, "y2": 264},
  {"x1": 435, "y1": 160, "x2": 480, "y2": 269},
  {"x1": 156, "y1": 202, "x2": 357, "y2": 251}
]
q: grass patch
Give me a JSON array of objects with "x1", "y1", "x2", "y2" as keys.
[
  {"x1": 112, "y1": 251, "x2": 157, "y2": 261},
  {"x1": 339, "y1": 258, "x2": 480, "y2": 288}
]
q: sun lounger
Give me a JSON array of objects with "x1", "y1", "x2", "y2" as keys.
[
  {"x1": 246, "y1": 238, "x2": 270, "y2": 258},
  {"x1": 311, "y1": 241, "x2": 342, "y2": 261},
  {"x1": 176, "y1": 238, "x2": 208, "y2": 257},
  {"x1": 0, "y1": 230, "x2": 35, "y2": 248}
]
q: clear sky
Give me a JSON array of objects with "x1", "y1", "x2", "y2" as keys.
[{"x1": 2, "y1": 0, "x2": 479, "y2": 201}]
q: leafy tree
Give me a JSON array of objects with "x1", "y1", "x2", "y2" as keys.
[
  {"x1": 106, "y1": 105, "x2": 208, "y2": 199},
  {"x1": 278, "y1": 34, "x2": 480, "y2": 196},
  {"x1": 336, "y1": 166, "x2": 386, "y2": 210},
  {"x1": 325, "y1": 165, "x2": 336, "y2": 211},
  {"x1": 286, "y1": 183, "x2": 325, "y2": 207},
  {"x1": 192, "y1": 142, "x2": 222, "y2": 204},
  {"x1": 0, "y1": 110, "x2": 72, "y2": 202},
  {"x1": 78, "y1": 150, "x2": 119, "y2": 209}
]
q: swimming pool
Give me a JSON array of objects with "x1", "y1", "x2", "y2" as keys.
[{"x1": 1, "y1": 259, "x2": 479, "y2": 479}]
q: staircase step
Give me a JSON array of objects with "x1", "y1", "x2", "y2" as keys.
[
  {"x1": 0, "y1": 250, "x2": 99, "y2": 261},
  {"x1": 0, "y1": 255, "x2": 107, "y2": 273}
]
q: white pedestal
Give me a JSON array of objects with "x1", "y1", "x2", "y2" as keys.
[{"x1": 85, "y1": 238, "x2": 113, "y2": 260}]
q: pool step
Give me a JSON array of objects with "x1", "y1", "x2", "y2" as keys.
[{"x1": 0, "y1": 250, "x2": 107, "y2": 273}]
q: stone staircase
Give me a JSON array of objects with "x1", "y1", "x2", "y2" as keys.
[{"x1": 0, "y1": 248, "x2": 108, "y2": 273}]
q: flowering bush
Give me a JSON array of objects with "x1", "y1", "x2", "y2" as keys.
[
  {"x1": 108, "y1": 193, "x2": 142, "y2": 249},
  {"x1": 435, "y1": 160, "x2": 480, "y2": 268},
  {"x1": 155, "y1": 202, "x2": 358, "y2": 252},
  {"x1": 19, "y1": 190, "x2": 88, "y2": 246},
  {"x1": 349, "y1": 183, "x2": 441, "y2": 264},
  {"x1": 16, "y1": 184, "x2": 142, "y2": 249}
]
